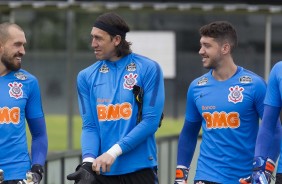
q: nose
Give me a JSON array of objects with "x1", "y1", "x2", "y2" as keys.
[
  {"x1": 91, "y1": 38, "x2": 98, "y2": 48},
  {"x1": 19, "y1": 46, "x2": 25, "y2": 56},
  {"x1": 199, "y1": 47, "x2": 204, "y2": 55}
]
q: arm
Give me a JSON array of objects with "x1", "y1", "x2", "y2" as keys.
[
  {"x1": 255, "y1": 104, "x2": 281, "y2": 161},
  {"x1": 257, "y1": 62, "x2": 282, "y2": 161},
  {"x1": 175, "y1": 80, "x2": 202, "y2": 184},
  {"x1": 25, "y1": 77, "x2": 48, "y2": 165},
  {"x1": 255, "y1": 63, "x2": 282, "y2": 161},
  {"x1": 67, "y1": 72, "x2": 99, "y2": 183},
  {"x1": 174, "y1": 120, "x2": 201, "y2": 184},
  {"x1": 117, "y1": 61, "x2": 165, "y2": 153},
  {"x1": 178, "y1": 79, "x2": 202, "y2": 167},
  {"x1": 177, "y1": 119, "x2": 202, "y2": 167},
  {"x1": 27, "y1": 117, "x2": 48, "y2": 166},
  {"x1": 18, "y1": 117, "x2": 48, "y2": 184},
  {"x1": 23, "y1": 78, "x2": 47, "y2": 183},
  {"x1": 77, "y1": 71, "x2": 100, "y2": 160}
]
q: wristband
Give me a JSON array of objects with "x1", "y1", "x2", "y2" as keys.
[
  {"x1": 83, "y1": 157, "x2": 95, "y2": 163},
  {"x1": 107, "y1": 144, "x2": 122, "y2": 159},
  {"x1": 265, "y1": 158, "x2": 275, "y2": 173},
  {"x1": 175, "y1": 167, "x2": 189, "y2": 181}
]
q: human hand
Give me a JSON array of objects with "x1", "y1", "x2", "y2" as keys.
[
  {"x1": 174, "y1": 167, "x2": 189, "y2": 184},
  {"x1": 92, "y1": 153, "x2": 115, "y2": 174},
  {"x1": 17, "y1": 164, "x2": 43, "y2": 184},
  {"x1": 67, "y1": 162, "x2": 96, "y2": 184},
  {"x1": 239, "y1": 157, "x2": 275, "y2": 184}
]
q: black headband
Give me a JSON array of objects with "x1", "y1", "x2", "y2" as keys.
[{"x1": 94, "y1": 21, "x2": 126, "y2": 38}]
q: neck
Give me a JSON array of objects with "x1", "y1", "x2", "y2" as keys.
[
  {"x1": 109, "y1": 55, "x2": 122, "y2": 62},
  {"x1": 212, "y1": 58, "x2": 237, "y2": 81},
  {"x1": 0, "y1": 64, "x2": 9, "y2": 76}
]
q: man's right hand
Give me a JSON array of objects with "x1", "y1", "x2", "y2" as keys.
[
  {"x1": 174, "y1": 167, "x2": 189, "y2": 184},
  {"x1": 67, "y1": 162, "x2": 96, "y2": 184}
]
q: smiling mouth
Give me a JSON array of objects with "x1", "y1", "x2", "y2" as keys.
[
  {"x1": 202, "y1": 57, "x2": 208, "y2": 62},
  {"x1": 94, "y1": 50, "x2": 101, "y2": 54},
  {"x1": 15, "y1": 57, "x2": 22, "y2": 62}
]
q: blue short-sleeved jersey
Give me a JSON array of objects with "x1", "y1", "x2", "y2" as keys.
[
  {"x1": 0, "y1": 69, "x2": 44, "y2": 180},
  {"x1": 186, "y1": 66, "x2": 266, "y2": 183},
  {"x1": 77, "y1": 53, "x2": 165, "y2": 175}
]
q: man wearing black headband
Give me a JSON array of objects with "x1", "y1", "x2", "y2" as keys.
[{"x1": 67, "y1": 12, "x2": 165, "y2": 184}]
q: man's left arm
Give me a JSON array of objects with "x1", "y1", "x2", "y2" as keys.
[
  {"x1": 27, "y1": 117, "x2": 48, "y2": 166},
  {"x1": 24, "y1": 78, "x2": 48, "y2": 183},
  {"x1": 117, "y1": 61, "x2": 165, "y2": 153},
  {"x1": 24, "y1": 117, "x2": 48, "y2": 183}
]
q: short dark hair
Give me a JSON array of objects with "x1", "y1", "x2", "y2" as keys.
[
  {"x1": 199, "y1": 21, "x2": 238, "y2": 52},
  {"x1": 95, "y1": 12, "x2": 132, "y2": 57},
  {"x1": 0, "y1": 22, "x2": 23, "y2": 44}
]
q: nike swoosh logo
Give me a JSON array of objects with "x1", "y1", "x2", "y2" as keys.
[{"x1": 93, "y1": 83, "x2": 105, "y2": 87}]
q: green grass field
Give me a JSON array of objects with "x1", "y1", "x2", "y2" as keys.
[{"x1": 27, "y1": 115, "x2": 185, "y2": 151}]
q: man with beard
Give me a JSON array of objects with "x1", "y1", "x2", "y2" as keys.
[
  {"x1": 173, "y1": 21, "x2": 281, "y2": 184},
  {"x1": 0, "y1": 22, "x2": 48, "y2": 184}
]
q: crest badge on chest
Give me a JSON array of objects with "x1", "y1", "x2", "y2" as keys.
[
  {"x1": 14, "y1": 72, "x2": 28, "y2": 80},
  {"x1": 8, "y1": 82, "x2": 24, "y2": 99},
  {"x1": 123, "y1": 73, "x2": 138, "y2": 90},
  {"x1": 197, "y1": 77, "x2": 208, "y2": 86},
  {"x1": 99, "y1": 64, "x2": 109, "y2": 73},
  {"x1": 126, "y1": 62, "x2": 136, "y2": 72},
  {"x1": 228, "y1": 85, "x2": 244, "y2": 104}
]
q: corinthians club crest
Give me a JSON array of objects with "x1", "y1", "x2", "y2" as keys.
[
  {"x1": 228, "y1": 85, "x2": 244, "y2": 104},
  {"x1": 8, "y1": 82, "x2": 24, "y2": 99},
  {"x1": 123, "y1": 73, "x2": 138, "y2": 90}
]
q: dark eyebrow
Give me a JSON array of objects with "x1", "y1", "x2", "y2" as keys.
[
  {"x1": 200, "y1": 42, "x2": 207, "y2": 46},
  {"x1": 14, "y1": 41, "x2": 26, "y2": 45}
]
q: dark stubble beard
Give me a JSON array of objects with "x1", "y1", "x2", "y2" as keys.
[
  {"x1": 1, "y1": 53, "x2": 22, "y2": 71},
  {"x1": 204, "y1": 52, "x2": 221, "y2": 70}
]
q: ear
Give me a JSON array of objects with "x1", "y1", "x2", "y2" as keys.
[
  {"x1": 221, "y1": 42, "x2": 230, "y2": 54},
  {"x1": 113, "y1": 35, "x2": 122, "y2": 46}
]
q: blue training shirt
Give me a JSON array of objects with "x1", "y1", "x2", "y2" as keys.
[
  {"x1": 77, "y1": 53, "x2": 165, "y2": 175},
  {"x1": 0, "y1": 69, "x2": 45, "y2": 180},
  {"x1": 263, "y1": 61, "x2": 282, "y2": 173},
  {"x1": 185, "y1": 66, "x2": 266, "y2": 183}
]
